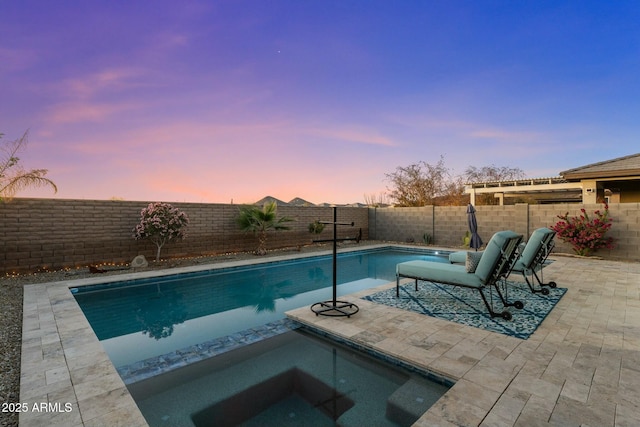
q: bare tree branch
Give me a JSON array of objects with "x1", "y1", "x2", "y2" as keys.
[{"x1": 385, "y1": 156, "x2": 456, "y2": 206}]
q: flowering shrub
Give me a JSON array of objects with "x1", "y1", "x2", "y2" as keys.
[
  {"x1": 133, "y1": 202, "x2": 189, "y2": 262},
  {"x1": 551, "y1": 204, "x2": 615, "y2": 256}
]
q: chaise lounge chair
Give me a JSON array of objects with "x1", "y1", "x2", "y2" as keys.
[
  {"x1": 511, "y1": 228, "x2": 557, "y2": 295},
  {"x1": 396, "y1": 230, "x2": 523, "y2": 320},
  {"x1": 449, "y1": 228, "x2": 557, "y2": 295}
]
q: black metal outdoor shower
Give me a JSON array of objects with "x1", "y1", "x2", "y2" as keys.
[{"x1": 310, "y1": 207, "x2": 360, "y2": 318}]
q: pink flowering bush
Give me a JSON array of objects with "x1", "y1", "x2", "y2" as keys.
[
  {"x1": 551, "y1": 204, "x2": 615, "y2": 256},
  {"x1": 133, "y1": 202, "x2": 189, "y2": 262}
]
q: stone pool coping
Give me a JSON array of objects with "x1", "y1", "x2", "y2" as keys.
[
  {"x1": 18, "y1": 243, "x2": 441, "y2": 426},
  {"x1": 21, "y1": 246, "x2": 640, "y2": 426}
]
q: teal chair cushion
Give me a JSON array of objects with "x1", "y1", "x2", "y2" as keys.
[
  {"x1": 396, "y1": 261, "x2": 483, "y2": 288},
  {"x1": 448, "y1": 251, "x2": 468, "y2": 264},
  {"x1": 474, "y1": 230, "x2": 520, "y2": 284},
  {"x1": 516, "y1": 228, "x2": 555, "y2": 270}
]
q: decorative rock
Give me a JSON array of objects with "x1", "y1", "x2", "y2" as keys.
[{"x1": 131, "y1": 255, "x2": 148, "y2": 268}]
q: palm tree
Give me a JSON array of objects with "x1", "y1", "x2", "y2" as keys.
[
  {"x1": 236, "y1": 201, "x2": 294, "y2": 255},
  {"x1": 0, "y1": 130, "x2": 57, "y2": 201}
]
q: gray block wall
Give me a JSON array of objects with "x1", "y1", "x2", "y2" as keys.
[
  {"x1": 369, "y1": 203, "x2": 639, "y2": 261},
  {"x1": 2, "y1": 199, "x2": 638, "y2": 273},
  {"x1": 0, "y1": 199, "x2": 368, "y2": 273}
]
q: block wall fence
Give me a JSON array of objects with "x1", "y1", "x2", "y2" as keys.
[
  {"x1": 1, "y1": 199, "x2": 638, "y2": 273},
  {"x1": 369, "y1": 203, "x2": 639, "y2": 262},
  {"x1": 0, "y1": 199, "x2": 368, "y2": 273}
]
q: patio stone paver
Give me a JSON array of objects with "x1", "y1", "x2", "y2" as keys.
[
  {"x1": 19, "y1": 249, "x2": 640, "y2": 426},
  {"x1": 287, "y1": 255, "x2": 640, "y2": 426}
]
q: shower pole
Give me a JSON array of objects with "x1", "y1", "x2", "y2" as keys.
[{"x1": 310, "y1": 207, "x2": 360, "y2": 317}]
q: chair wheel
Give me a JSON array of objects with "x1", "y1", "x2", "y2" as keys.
[
  {"x1": 541, "y1": 288, "x2": 550, "y2": 295},
  {"x1": 502, "y1": 311, "x2": 512, "y2": 321},
  {"x1": 514, "y1": 301, "x2": 524, "y2": 310},
  {"x1": 548, "y1": 281, "x2": 557, "y2": 288}
]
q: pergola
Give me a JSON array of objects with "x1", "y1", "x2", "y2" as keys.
[
  {"x1": 465, "y1": 153, "x2": 640, "y2": 205},
  {"x1": 465, "y1": 177, "x2": 583, "y2": 205}
]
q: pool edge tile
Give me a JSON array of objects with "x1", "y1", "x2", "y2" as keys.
[{"x1": 20, "y1": 281, "x2": 150, "y2": 427}]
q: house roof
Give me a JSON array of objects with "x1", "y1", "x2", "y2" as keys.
[{"x1": 560, "y1": 153, "x2": 640, "y2": 180}]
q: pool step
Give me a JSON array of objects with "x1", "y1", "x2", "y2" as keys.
[{"x1": 386, "y1": 378, "x2": 444, "y2": 425}]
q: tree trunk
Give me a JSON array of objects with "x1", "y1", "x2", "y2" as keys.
[{"x1": 257, "y1": 231, "x2": 267, "y2": 255}]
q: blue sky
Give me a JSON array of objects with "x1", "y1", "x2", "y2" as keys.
[{"x1": 2, "y1": 1, "x2": 639, "y2": 204}]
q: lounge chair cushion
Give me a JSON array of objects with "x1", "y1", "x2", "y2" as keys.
[
  {"x1": 465, "y1": 251, "x2": 483, "y2": 273},
  {"x1": 513, "y1": 228, "x2": 555, "y2": 272},
  {"x1": 448, "y1": 251, "x2": 468, "y2": 264},
  {"x1": 474, "y1": 231, "x2": 520, "y2": 283},
  {"x1": 449, "y1": 250, "x2": 485, "y2": 265},
  {"x1": 397, "y1": 261, "x2": 484, "y2": 288}
]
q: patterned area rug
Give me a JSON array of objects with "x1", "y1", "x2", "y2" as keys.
[{"x1": 363, "y1": 281, "x2": 566, "y2": 339}]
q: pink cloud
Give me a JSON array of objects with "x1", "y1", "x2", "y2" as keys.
[
  {"x1": 389, "y1": 114, "x2": 541, "y2": 142},
  {"x1": 467, "y1": 128, "x2": 540, "y2": 142},
  {"x1": 307, "y1": 126, "x2": 396, "y2": 147},
  {"x1": 58, "y1": 67, "x2": 148, "y2": 99},
  {"x1": 39, "y1": 67, "x2": 153, "y2": 125},
  {"x1": 44, "y1": 101, "x2": 137, "y2": 124}
]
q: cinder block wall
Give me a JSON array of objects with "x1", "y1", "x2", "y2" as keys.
[
  {"x1": 0, "y1": 199, "x2": 368, "y2": 273},
  {"x1": 3, "y1": 199, "x2": 637, "y2": 273},
  {"x1": 471, "y1": 204, "x2": 529, "y2": 242},
  {"x1": 369, "y1": 205, "x2": 528, "y2": 247},
  {"x1": 369, "y1": 203, "x2": 639, "y2": 261},
  {"x1": 368, "y1": 206, "x2": 434, "y2": 243},
  {"x1": 432, "y1": 206, "x2": 467, "y2": 246}
]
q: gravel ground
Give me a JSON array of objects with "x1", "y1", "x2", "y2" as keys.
[
  {"x1": 0, "y1": 243, "x2": 353, "y2": 427},
  {"x1": 0, "y1": 280, "x2": 22, "y2": 427}
]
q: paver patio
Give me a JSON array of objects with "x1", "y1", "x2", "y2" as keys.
[{"x1": 19, "y1": 251, "x2": 640, "y2": 426}]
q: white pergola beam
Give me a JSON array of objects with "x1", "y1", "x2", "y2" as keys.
[{"x1": 466, "y1": 182, "x2": 583, "y2": 195}]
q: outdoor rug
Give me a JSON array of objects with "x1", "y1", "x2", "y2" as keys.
[{"x1": 362, "y1": 281, "x2": 567, "y2": 339}]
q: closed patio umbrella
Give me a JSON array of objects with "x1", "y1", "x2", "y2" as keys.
[{"x1": 467, "y1": 203, "x2": 483, "y2": 251}]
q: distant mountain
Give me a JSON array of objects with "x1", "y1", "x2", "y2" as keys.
[
  {"x1": 254, "y1": 195, "x2": 371, "y2": 207},
  {"x1": 288, "y1": 197, "x2": 315, "y2": 206},
  {"x1": 254, "y1": 195, "x2": 289, "y2": 206}
]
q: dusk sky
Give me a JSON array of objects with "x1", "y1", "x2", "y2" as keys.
[{"x1": 2, "y1": 1, "x2": 639, "y2": 204}]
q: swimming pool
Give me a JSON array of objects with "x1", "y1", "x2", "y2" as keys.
[{"x1": 73, "y1": 246, "x2": 449, "y2": 377}]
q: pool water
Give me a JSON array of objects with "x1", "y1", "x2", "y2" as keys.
[
  {"x1": 73, "y1": 247, "x2": 449, "y2": 369},
  {"x1": 127, "y1": 328, "x2": 451, "y2": 427}
]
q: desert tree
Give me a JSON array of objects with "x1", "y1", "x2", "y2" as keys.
[
  {"x1": 464, "y1": 164, "x2": 525, "y2": 205},
  {"x1": 363, "y1": 192, "x2": 389, "y2": 207},
  {"x1": 0, "y1": 130, "x2": 57, "y2": 201},
  {"x1": 464, "y1": 164, "x2": 525, "y2": 183},
  {"x1": 438, "y1": 175, "x2": 467, "y2": 206},
  {"x1": 385, "y1": 156, "x2": 454, "y2": 206}
]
